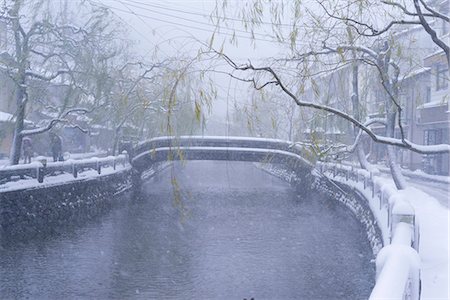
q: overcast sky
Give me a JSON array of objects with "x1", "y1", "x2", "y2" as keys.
[
  {"x1": 99, "y1": 0, "x2": 285, "y2": 59},
  {"x1": 94, "y1": 0, "x2": 293, "y2": 134}
]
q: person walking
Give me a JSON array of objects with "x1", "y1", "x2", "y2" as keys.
[
  {"x1": 50, "y1": 133, "x2": 63, "y2": 162},
  {"x1": 22, "y1": 137, "x2": 33, "y2": 164}
]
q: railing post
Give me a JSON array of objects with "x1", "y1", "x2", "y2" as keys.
[
  {"x1": 37, "y1": 165, "x2": 45, "y2": 183},
  {"x1": 379, "y1": 189, "x2": 383, "y2": 210},
  {"x1": 72, "y1": 163, "x2": 78, "y2": 178},
  {"x1": 387, "y1": 201, "x2": 391, "y2": 232},
  {"x1": 371, "y1": 179, "x2": 374, "y2": 197},
  {"x1": 36, "y1": 158, "x2": 47, "y2": 183},
  {"x1": 96, "y1": 159, "x2": 101, "y2": 174},
  {"x1": 121, "y1": 150, "x2": 128, "y2": 167},
  {"x1": 370, "y1": 173, "x2": 375, "y2": 197},
  {"x1": 391, "y1": 201, "x2": 416, "y2": 248},
  {"x1": 113, "y1": 158, "x2": 117, "y2": 170}
]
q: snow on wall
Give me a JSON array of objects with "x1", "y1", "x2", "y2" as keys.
[
  {"x1": 0, "y1": 168, "x2": 132, "y2": 240},
  {"x1": 317, "y1": 162, "x2": 424, "y2": 300}
]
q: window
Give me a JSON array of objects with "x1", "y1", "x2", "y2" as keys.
[
  {"x1": 424, "y1": 129, "x2": 443, "y2": 145},
  {"x1": 436, "y1": 64, "x2": 449, "y2": 91}
]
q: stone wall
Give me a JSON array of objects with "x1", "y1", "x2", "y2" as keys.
[
  {"x1": 312, "y1": 175, "x2": 383, "y2": 255},
  {"x1": 0, "y1": 169, "x2": 132, "y2": 240}
]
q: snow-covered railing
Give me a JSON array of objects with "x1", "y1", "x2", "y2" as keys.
[
  {"x1": 317, "y1": 162, "x2": 421, "y2": 300},
  {"x1": 0, "y1": 152, "x2": 129, "y2": 183}
]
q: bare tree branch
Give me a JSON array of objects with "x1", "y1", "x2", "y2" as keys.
[
  {"x1": 216, "y1": 51, "x2": 450, "y2": 154},
  {"x1": 382, "y1": 0, "x2": 449, "y2": 22},
  {"x1": 318, "y1": 1, "x2": 421, "y2": 37},
  {"x1": 418, "y1": 0, "x2": 450, "y2": 22},
  {"x1": 413, "y1": 0, "x2": 450, "y2": 66}
]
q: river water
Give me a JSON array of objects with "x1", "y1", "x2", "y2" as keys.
[{"x1": 0, "y1": 161, "x2": 375, "y2": 299}]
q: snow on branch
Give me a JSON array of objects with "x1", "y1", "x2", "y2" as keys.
[
  {"x1": 25, "y1": 69, "x2": 70, "y2": 81},
  {"x1": 19, "y1": 108, "x2": 90, "y2": 137},
  {"x1": 317, "y1": 0, "x2": 449, "y2": 66},
  {"x1": 216, "y1": 51, "x2": 450, "y2": 155}
]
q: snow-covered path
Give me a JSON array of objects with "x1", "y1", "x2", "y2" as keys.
[
  {"x1": 405, "y1": 178, "x2": 449, "y2": 208},
  {"x1": 334, "y1": 169, "x2": 449, "y2": 299},
  {"x1": 380, "y1": 173, "x2": 449, "y2": 208},
  {"x1": 372, "y1": 171, "x2": 449, "y2": 298}
]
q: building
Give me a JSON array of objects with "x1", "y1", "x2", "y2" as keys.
[
  {"x1": 303, "y1": 5, "x2": 449, "y2": 174},
  {"x1": 416, "y1": 51, "x2": 449, "y2": 174}
]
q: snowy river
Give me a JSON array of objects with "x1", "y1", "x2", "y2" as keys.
[{"x1": 0, "y1": 161, "x2": 374, "y2": 299}]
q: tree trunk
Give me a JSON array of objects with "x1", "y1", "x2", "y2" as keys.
[
  {"x1": 380, "y1": 43, "x2": 407, "y2": 190},
  {"x1": 9, "y1": 92, "x2": 26, "y2": 165},
  {"x1": 387, "y1": 145, "x2": 407, "y2": 189},
  {"x1": 112, "y1": 127, "x2": 120, "y2": 156},
  {"x1": 356, "y1": 143, "x2": 372, "y2": 170},
  {"x1": 9, "y1": 1, "x2": 25, "y2": 165},
  {"x1": 350, "y1": 64, "x2": 372, "y2": 171},
  {"x1": 386, "y1": 111, "x2": 407, "y2": 190}
]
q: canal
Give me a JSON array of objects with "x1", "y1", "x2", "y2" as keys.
[{"x1": 0, "y1": 161, "x2": 375, "y2": 299}]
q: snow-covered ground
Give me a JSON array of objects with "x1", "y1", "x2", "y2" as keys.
[
  {"x1": 385, "y1": 174, "x2": 449, "y2": 208},
  {"x1": 0, "y1": 164, "x2": 130, "y2": 193},
  {"x1": 0, "y1": 152, "x2": 128, "y2": 193},
  {"x1": 325, "y1": 165, "x2": 449, "y2": 299},
  {"x1": 0, "y1": 151, "x2": 107, "y2": 167},
  {"x1": 342, "y1": 160, "x2": 450, "y2": 207}
]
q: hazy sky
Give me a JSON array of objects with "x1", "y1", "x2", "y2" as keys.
[
  {"x1": 96, "y1": 0, "x2": 291, "y2": 133},
  {"x1": 99, "y1": 0, "x2": 285, "y2": 59}
]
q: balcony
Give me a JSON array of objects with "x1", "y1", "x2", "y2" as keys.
[{"x1": 417, "y1": 101, "x2": 449, "y2": 124}]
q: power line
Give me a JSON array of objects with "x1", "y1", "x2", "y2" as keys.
[
  {"x1": 94, "y1": 1, "x2": 310, "y2": 46},
  {"x1": 115, "y1": 0, "x2": 191, "y2": 55},
  {"x1": 88, "y1": 0, "x2": 170, "y2": 58},
  {"x1": 120, "y1": 0, "x2": 339, "y2": 30},
  {"x1": 111, "y1": 0, "x2": 280, "y2": 40}
]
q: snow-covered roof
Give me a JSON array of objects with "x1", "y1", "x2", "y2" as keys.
[
  {"x1": 0, "y1": 111, "x2": 12, "y2": 122},
  {"x1": 401, "y1": 67, "x2": 431, "y2": 80},
  {"x1": 303, "y1": 128, "x2": 325, "y2": 133},
  {"x1": 325, "y1": 126, "x2": 344, "y2": 135},
  {"x1": 417, "y1": 100, "x2": 448, "y2": 109},
  {"x1": 0, "y1": 111, "x2": 34, "y2": 125},
  {"x1": 424, "y1": 49, "x2": 445, "y2": 60}
]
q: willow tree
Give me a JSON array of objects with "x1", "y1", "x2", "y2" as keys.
[
  {"x1": 0, "y1": 0, "x2": 127, "y2": 164},
  {"x1": 210, "y1": 0, "x2": 450, "y2": 189}
]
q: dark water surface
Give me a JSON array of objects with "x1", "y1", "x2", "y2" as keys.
[{"x1": 0, "y1": 161, "x2": 374, "y2": 299}]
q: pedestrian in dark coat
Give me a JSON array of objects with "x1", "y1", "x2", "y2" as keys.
[
  {"x1": 50, "y1": 133, "x2": 63, "y2": 162},
  {"x1": 22, "y1": 137, "x2": 33, "y2": 164}
]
